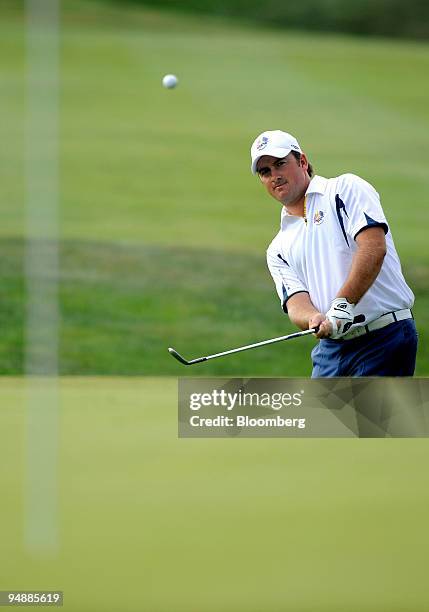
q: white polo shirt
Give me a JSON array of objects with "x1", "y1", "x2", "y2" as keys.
[{"x1": 267, "y1": 173, "x2": 414, "y2": 326}]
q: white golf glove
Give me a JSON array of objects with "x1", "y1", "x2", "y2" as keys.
[{"x1": 326, "y1": 298, "x2": 355, "y2": 339}]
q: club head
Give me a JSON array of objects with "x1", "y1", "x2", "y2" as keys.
[{"x1": 168, "y1": 347, "x2": 190, "y2": 365}]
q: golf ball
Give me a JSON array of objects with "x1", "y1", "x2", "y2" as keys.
[{"x1": 162, "y1": 74, "x2": 178, "y2": 89}]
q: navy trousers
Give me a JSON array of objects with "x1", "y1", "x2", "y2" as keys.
[{"x1": 311, "y1": 319, "x2": 418, "y2": 377}]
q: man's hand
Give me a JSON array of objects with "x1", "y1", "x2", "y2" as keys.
[
  {"x1": 287, "y1": 293, "x2": 355, "y2": 339},
  {"x1": 325, "y1": 298, "x2": 355, "y2": 339},
  {"x1": 308, "y1": 313, "x2": 326, "y2": 336}
]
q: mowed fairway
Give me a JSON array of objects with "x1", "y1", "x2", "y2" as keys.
[
  {"x1": 1, "y1": 377, "x2": 429, "y2": 611},
  {"x1": 0, "y1": 0, "x2": 428, "y2": 374}
]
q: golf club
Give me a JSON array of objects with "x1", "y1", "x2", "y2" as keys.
[{"x1": 168, "y1": 314, "x2": 365, "y2": 365}]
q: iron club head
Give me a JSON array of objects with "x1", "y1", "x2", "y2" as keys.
[
  {"x1": 168, "y1": 347, "x2": 207, "y2": 366},
  {"x1": 168, "y1": 347, "x2": 190, "y2": 365}
]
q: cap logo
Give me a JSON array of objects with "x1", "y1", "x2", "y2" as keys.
[{"x1": 256, "y1": 136, "x2": 269, "y2": 151}]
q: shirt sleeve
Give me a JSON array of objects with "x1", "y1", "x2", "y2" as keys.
[
  {"x1": 336, "y1": 174, "x2": 388, "y2": 243},
  {"x1": 266, "y1": 238, "x2": 308, "y2": 313}
]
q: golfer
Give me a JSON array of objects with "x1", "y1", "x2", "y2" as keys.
[{"x1": 251, "y1": 130, "x2": 418, "y2": 376}]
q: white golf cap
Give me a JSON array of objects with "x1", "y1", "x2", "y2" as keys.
[{"x1": 250, "y1": 130, "x2": 302, "y2": 174}]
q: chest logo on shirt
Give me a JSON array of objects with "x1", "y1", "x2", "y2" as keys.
[{"x1": 313, "y1": 210, "x2": 325, "y2": 225}]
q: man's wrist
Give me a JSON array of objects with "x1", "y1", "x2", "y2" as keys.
[{"x1": 333, "y1": 297, "x2": 356, "y2": 307}]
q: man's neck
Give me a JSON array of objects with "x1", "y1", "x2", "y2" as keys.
[
  {"x1": 283, "y1": 194, "x2": 306, "y2": 218},
  {"x1": 283, "y1": 177, "x2": 311, "y2": 217}
]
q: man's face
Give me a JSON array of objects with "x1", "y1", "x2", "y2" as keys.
[{"x1": 256, "y1": 153, "x2": 310, "y2": 207}]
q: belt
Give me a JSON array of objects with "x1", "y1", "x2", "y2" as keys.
[{"x1": 341, "y1": 308, "x2": 413, "y2": 341}]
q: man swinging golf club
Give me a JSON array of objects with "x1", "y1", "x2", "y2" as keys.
[{"x1": 251, "y1": 129, "x2": 418, "y2": 376}]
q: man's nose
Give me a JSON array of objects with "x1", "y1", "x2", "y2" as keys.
[{"x1": 271, "y1": 168, "x2": 283, "y2": 182}]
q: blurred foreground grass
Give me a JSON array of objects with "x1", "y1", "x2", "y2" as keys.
[{"x1": 1, "y1": 377, "x2": 429, "y2": 611}]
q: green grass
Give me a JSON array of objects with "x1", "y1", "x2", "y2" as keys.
[
  {"x1": 0, "y1": 238, "x2": 427, "y2": 375},
  {"x1": 0, "y1": 0, "x2": 428, "y2": 374},
  {"x1": 1, "y1": 7, "x2": 428, "y2": 610},
  {"x1": 1, "y1": 377, "x2": 429, "y2": 611}
]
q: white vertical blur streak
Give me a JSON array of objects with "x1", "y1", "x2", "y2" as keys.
[{"x1": 25, "y1": 0, "x2": 60, "y2": 555}]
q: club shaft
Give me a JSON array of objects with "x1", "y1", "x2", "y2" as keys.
[
  {"x1": 170, "y1": 314, "x2": 366, "y2": 365},
  {"x1": 201, "y1": 328, "x2": 316, "y2": 362}
]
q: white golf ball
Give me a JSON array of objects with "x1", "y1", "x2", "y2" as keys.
[{"x1": 162, "y1": 74, "x2": 178, "y2": 89}]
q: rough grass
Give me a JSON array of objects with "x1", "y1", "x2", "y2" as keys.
[{"x1": 0, "y1": 238, "x2": 427, "y2": 375}]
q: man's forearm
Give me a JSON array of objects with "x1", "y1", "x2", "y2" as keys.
[
  {"x1": 285, "y1": 229, "x2": 387, "y2": 335},
  {"x1": 286, "y1": 293, "x2": 321, "y2": 331},
  {"x1": 336, "y1": 229, "x2": 386, "y2": 304}
]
